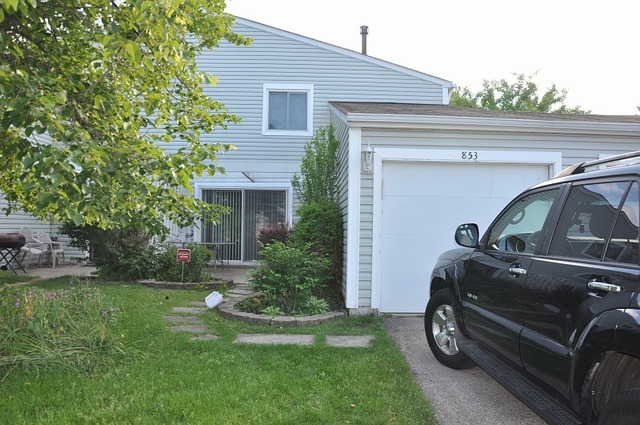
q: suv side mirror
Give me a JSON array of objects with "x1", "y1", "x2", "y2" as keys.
[{"x1": 455, "y1": 223, "x2": 479, "y2": 248}]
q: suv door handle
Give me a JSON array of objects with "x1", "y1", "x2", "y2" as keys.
[
  {"x1": 588, "y1": 280, "x2": 621, "y2": 293},
  {"x1": 508, "y1": 266, "x2": 527, "y2": 276}
]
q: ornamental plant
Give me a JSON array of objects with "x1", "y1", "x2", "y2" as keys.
[
  {"x1": 0, "y1": 285, "x2": 124, "y2": 375},
  {"x1": 248, "y1": 241, "x2": 330, "y2": 315},
  {"x1": 154, "y1": 244, "x2": 213, "y2": 282}
]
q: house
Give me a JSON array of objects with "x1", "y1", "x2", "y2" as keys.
[
  {"x1": 328, "y1": 103, "x2": 640, "y2": 313},
  {"x1": 3, "y1": 16, "x2": 640, "y2": 314}
]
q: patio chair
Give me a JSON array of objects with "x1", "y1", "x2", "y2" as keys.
[
  {"x1": 18, "y1": 226, "x2": 44, "y2": 270},
  {"x1": 37, "y1": 231, "x2": 65, "y2": 268}
]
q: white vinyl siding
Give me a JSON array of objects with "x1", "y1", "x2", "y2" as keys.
[
  {"x1": 186, "y1": 19, "x2": 449, "y2": 171},
  {"x1": 0, "y1": 196, "x2": 84, "y2": 261},
  {"x1": 331, "y1": 110, "x2": 352, "y2": 300}
]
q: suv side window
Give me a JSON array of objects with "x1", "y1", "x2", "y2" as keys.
[
  {"x1": 605, "y1": 182, "x2": 639, "y2": 264},
  {"x1": 487, "y1": 189, "x2": 559, "y2": 254},
  {"x1": 548, "y1": 181, "x2": 635, "y2": 262}
]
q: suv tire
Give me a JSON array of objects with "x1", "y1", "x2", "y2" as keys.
[
  {"x1": 597, "y1": 388, "x2": 640, "y2": 425},
  {"x1": 424, "y1": 289, "x2": 475, "y2": 370}
]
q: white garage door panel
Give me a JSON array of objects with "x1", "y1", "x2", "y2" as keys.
[
  {"x1": 378, "y1": 161, "x2": 550, "y2": 313},
  {"x1": 380, "y1": 273, "x2": 425, "y2": 313}
]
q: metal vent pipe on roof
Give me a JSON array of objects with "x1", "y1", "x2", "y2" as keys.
[{"x1": 360, "y1": 25, "x2": 368, "y2": 55}]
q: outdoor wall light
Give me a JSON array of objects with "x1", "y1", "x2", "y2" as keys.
[{"x1": 362, "y1": 143, "x2": 374, "y2": 174}]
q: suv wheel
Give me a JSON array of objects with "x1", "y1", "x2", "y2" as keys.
[
  {"x1": 597, "y1": 388, "x2": 640, "y2": 425},
  {"x1": 424, "y1": 289, "x2": 475, "y2": 370}
]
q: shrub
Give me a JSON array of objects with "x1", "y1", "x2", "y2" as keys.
[
  {"x1": 291, "y1": 125, "x2": 339, "y2": 204},
  {"x1": 248, "y1": 241, "x2": 330, "y2": 315},
  {"x1": 154, "y1": 244, "x2": 212, "y2": 282},
  {"x1": 59, "y1": 223, "x2": 104, "y2": 260},
  {"x1": 95, "y1": 229, "x2": 156, "y2": 281},
  {"x1": 257, "y1": 223, "x2": 293, "y2": 249},
  {"x1": 292, "y1": 200, "x2": 344, "y2": 291},
  {"x1": 61, "y1": 224, "x2": 156, "y2": 281},
  {"x1": 0, "y1": 285, "x2": 124, "y2": 375},
  {"x1": 236, "y1": 295, "x2": 267, "y2": 314}
]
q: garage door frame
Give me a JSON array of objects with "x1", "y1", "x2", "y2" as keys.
[{"x1": 369, "y1": 148, "x2": 562, "y2": 311}]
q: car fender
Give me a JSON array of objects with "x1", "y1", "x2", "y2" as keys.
[
  {"x1": 429, "y1": 247, "x2": 475, "y2": 333},
  {"x1": 570, "y1": 308, "x2": 640, "y2": 411}
]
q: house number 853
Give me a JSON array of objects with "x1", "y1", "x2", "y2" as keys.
[{"x1": 461, "y1": 151, "x2": 478, "y2": 160}]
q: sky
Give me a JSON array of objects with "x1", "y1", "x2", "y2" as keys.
[{"x1": 225, "y1": 0, "x2": 639, "y2": 116}]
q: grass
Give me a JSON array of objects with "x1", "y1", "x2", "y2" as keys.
[
  {"x1": 0, "y1": 270, "x2": 32, "y2": 285},
  {"x1": 0, "y1": 277, "x2": 436, "y2": 424}
]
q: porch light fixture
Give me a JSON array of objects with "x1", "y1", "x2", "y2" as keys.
[{"x1": 362, "y1": 143, "x2": 374, "y2": 174}]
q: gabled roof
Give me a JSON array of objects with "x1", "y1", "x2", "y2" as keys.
[{"x1": 233, "y1": 16, "x2": 452, "y2": 89}]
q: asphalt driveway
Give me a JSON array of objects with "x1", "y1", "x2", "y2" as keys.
[{"x1": 383, "y1": 317, "x2": 546, "y2": 425}]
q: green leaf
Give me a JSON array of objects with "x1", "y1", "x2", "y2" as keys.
[
  {"x1": 71, "y1": 212, "x2": 84, "y2": 226},
  {"x1": 3, "y1": 0, "x2": 18, "y2": 12}
]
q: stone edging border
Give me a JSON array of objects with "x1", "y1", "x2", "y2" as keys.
[
  {"x1": 218, "y1": 289, "x2": 347, "y2": 327},
  {"x1": 138, "y1": 279, "x2": 230, "y2": 290}
]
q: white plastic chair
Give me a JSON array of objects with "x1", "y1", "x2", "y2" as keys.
[
  {"x1": 37, "y1": 231, "x2": 65, "y2": 268},
  {"x1": 18, "y1": 226, "x2": 44, "y2": 270}
]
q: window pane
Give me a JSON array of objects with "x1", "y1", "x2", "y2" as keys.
[
  {"x1": 605, "y1": 182, "x2": 639, "y2": 264},
  {"x1": 288, "y1": 93, "x2": 307, "y2": 130},
  {"x1": 549, "y1": 182, "x2": 629, "y2": 260},
  {"x1": 202, "y1": 190, "x2": 242, "y2": 261},
  {"x1": 487, "y1": 189, "x2": 559, "y2": 254},
  {"x1": 244, "y1": 190, "x2": 287, "y2": 261},
  {"x1": 268, "y1": 92, "x2": 287, "y2": 129}
]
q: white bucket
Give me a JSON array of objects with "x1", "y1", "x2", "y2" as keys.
[{"x1": 205, "y1": 291, "x2": 224, "y2": 309}]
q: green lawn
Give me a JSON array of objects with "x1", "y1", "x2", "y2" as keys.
[{"x1": 0, "y1": 278, "x2": 436, "y2": 424}]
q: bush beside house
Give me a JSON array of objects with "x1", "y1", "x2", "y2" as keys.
[{"x1": 244, "y1": 125, "x2": 344, "y2": 316}]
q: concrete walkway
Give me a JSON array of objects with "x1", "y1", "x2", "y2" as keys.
[
  {"x1": 167, "y1": 281, "x2": 374, "y2": 347},
  {"x1": 22, "y1": 263, "x2": 98, "y2": 280},
  {"x1": 23, "y1": 263, "x2": 254, "y2": 282}
]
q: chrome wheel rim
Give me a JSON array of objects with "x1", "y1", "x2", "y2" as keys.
[{"x1": 431, "y1": 304, "x2": 459, "y2": 356}]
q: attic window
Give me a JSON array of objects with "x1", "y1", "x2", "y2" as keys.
[{"x1": 262, "y1": 83, "x2": 313, "y2": 136}]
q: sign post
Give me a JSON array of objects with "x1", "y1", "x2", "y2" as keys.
[{"x1": 177, "y1": 248, "x2": 191, "y2": 282}]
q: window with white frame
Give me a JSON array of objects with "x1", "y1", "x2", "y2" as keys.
[{"x1": 262, "y1": 83, "x2": 313, "y2": 135}]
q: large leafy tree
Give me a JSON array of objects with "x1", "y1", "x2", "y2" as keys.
[
  {"x1": 450, "y1": 72, "x2": 589, "y2": 114},
  {"x1": 0, "y1": 0, "x2": 250, "y2": 235}
]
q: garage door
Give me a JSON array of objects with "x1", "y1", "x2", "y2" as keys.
[{"x1": 378, "y1": 161, "x2": 551, "y2": 313}]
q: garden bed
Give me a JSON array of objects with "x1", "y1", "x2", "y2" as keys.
[
  {"x1": 137, "y1": 278, "x2": 231, "y2": 291},
  {"x1": 218, "y1": 291, "x2": 347, "y2": 327}
]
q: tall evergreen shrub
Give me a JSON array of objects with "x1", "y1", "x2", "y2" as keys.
[
  {"x1": 290, "y1": 125, "x2": 344, "y2": 299},
  {"x1": 291, "y1": 125, "x2": 338, "y2": 204}
]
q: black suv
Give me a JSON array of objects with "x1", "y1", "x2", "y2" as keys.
[{"x1": 425, "y1": 151, "x2": 640, "y2": 425}]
